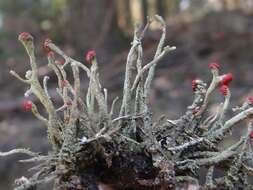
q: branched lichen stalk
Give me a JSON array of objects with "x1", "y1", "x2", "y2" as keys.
[
  {"x1": 120, "y1": 27, "x2": 139, "y2": 116},
  {"x1": 144, "y1": 15, "x2": 166, "y2": 104}
]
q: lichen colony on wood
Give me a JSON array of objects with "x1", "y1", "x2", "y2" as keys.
[{"x1": 1, "y1": 15, "x2": 253, "y2": 190}]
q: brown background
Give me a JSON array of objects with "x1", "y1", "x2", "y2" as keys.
[{"x1": 0, "y1": 0, "x2": 253, "y2": 189}]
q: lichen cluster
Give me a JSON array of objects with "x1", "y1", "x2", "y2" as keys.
[{"x1": 1, "y1": 15, "x2": 253, "y2": 190}]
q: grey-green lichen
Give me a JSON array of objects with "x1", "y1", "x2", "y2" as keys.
[{"x1": 1, "y1": 16, "x2": 253, "y2": 190}]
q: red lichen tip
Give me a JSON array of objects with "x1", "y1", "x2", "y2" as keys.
[
  {"x1": 192, "y1": 79, "x2": 197, "y2": 91},
  {"x1": 55, "y1": 60, "x2": 65, "y2": 65},
  {"x1": 86, "y1": 50, "x2": 96, "y2": 63},
  {"x1": 219, "y1": 85, "x2": 229, "y2": 96},
  {"x1": 192, "y1": 107, "x2": 200, "y2": 114},
  {"x1": 43, "y1": 38, "x2": 52, "y2": 52},
  {"x1": 23, "y1": 101, "x2": 33, "y2": 111},
  {"x1": 249, "y1": 131, "x2": 253, "y2": 139},
  {"x1": 221, "y1": 73, "x2": 233, "y2": 85},
  {"x1": 208, "y1": 63, "x2": 220, "y2": 70},
  {"x1": 47, "y1": 51, "x2": 54, "y2": 58},
  {"x1": 18, "y1": 32, "x2": 33, "y2": 41},
  {"x1": 247, "y1": 97, "x2": 253, "y2": 106},
  {"x1": 61, "y1": 80, "x2": 68, "y2": 88}
]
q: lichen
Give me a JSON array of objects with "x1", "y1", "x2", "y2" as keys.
[{"x1": 1, "y1": 15, "x2": 253, "y2": 190}]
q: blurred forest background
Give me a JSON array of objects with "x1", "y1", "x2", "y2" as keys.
[{"x1": 1, "y1": 0, "x2": 253, "y2": 189}]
